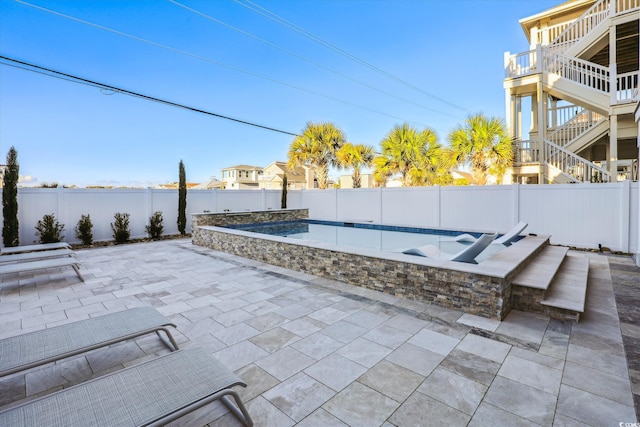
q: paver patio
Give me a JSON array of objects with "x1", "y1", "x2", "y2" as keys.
[{"x1": 0, "y1": 239, "x2": 637, "y2": 426}]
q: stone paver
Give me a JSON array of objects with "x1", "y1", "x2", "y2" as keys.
[{"x1": 0, "y1": 239, "x2": 637, "y2": 426}]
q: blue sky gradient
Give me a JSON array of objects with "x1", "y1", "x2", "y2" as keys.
[{"x1": 1, "y1": 0, "x2": 560, "y2": 187}]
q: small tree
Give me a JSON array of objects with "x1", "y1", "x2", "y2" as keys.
[
  {"x1": 178, "y1": 160, "x2": 187, "y2": 235},
  {"x1": 75, "y1": 214, "x2": 93, "y2": 246},
  {"x1": 146, "y1": 211, "x2": 164, "y2": 239},
  {"x1": 111, "y1": 212, "x2": 130, "y2": 244},
  {"x1": 2, "y1": 146, "x2": 19, "y2": 247},
  {"x1": 35, "y1": 213, "x2": 65, "y2": 243},
  {"x1": 281, "y1": 174, "x2": 288, "y2": 209}
]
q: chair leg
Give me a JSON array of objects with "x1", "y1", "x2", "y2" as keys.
[
  {"x1": 71, "y1": 264, "x2": 85, "y2": 282},
  {"x1": 220, "y1": 391, "x2": 254, "y2": 427}
]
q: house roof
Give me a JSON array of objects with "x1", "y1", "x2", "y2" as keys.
[
  {"x1": 221, "y1": 164, "x2": 263, "y2": 171},
  {"x1": 264, "y1": 161, "x2": 307, "y2": 177}
]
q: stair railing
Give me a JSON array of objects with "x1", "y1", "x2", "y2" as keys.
[
  {"x1": 544, "y1": 139, "x2": 611, "y2": 182},
  {"x1": 547, "y1": 108, "x2": 606, "y2": 148},
  {"x1": 548, "y1": 0, "x2": 611, "y2": 53}
]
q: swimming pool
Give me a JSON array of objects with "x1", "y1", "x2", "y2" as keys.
[
  {"x1": 192, "y1": 209, "x2": 543, "y2": 320},
  {"x1": 225, "y1": 219, "x2": 506, "y2": 262}
]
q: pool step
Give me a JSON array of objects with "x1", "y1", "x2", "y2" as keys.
[
  {"x1": 511, "y1": 245, "x2": 589, "y2": 322},
  {"x1": 541, "y1": 253, "x2": 589, "y2": 315},
  {"x1": 511, "y1": 245, "x2": 569, "y2": 290}
]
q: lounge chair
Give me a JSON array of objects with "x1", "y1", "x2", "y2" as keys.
[
  {"x1": 0, "y1": 347, "x2": 254, "y2": 426},
  {"x1": 0, "y1": 257, "x2": 84, "y2": 282},
  {"x1": 0, "y1": 306, "x2": 179, "y2": 378},
  {"x1": 1, "y1": 242, "x2": 70, "y2": 255},
  {"x1": 0, "y1": 248, "x2": 75, "y2": 264},
  {"x1": 454, "y1": 222, "x2": 528, "y2": 246},
  {"x1": 403, "y1": 232, "x2": 498, "y2": 263}
]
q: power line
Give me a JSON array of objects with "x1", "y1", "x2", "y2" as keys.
[
  {"x1": 169, "y1": 0, "x2": 461, "y2": 119},
  {"x1": 232, "y1": 0, "x2": 468, "y2": 112},
  {"x1": 15, "y1": 0, "x2": 434, "y2": 126},
  {"x1": 0, "y1": 55, "x2": 301, "y2": 136}
]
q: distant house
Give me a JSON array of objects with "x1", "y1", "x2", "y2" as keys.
[
  {"x1": 191, "y1": 176, "x2": 224, "y2": 190},
  {"x1": 259, "y1": 161, "x2": 314, "y2": 190},
  {"x1": 221, "y1": 165, "x2": 263, "y2": 190},
  {"x1": 338, "y1": 174, "x2": 375, "y2": 189},
  {"x1": 157, "y1": 182, "x2": 200, "y2": 189}
]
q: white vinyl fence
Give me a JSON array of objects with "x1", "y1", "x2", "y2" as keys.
[{"x1": 1, "y1": 183, "x2": 638, "y2": 260}]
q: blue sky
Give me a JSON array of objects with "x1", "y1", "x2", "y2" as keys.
[{"x1": 0, "y1": 0, "x2": 560, "y2": 187}]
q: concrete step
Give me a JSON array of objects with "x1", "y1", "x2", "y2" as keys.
[
  {"x1": 541, "y1": 253, "x2": 589, "y2": 313},
  {"x1": 511, "y1": 245, "x2": 569, "y2": 290}
]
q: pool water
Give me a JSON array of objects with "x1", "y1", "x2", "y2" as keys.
[{"x1": 226, "y1": 220, "x2": 506, "y2": 262}]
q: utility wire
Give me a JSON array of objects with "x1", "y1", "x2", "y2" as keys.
[
  {"x1": 0, "y1": 55, "x2": 300, "y2": 136},
  {"x1": 16, "y1": 0, "x2": 432, "y2": 126},
  {"x1": 232, "y1": 0, "x2": 467, "y2": 112},
  {"x1": 169, "y1": 0, "x2": 461, "y2": 119}
]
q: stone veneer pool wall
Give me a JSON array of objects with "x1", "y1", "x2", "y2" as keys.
[{"x1": 192, "y1": 210, "x2": 519, "y2": 320}]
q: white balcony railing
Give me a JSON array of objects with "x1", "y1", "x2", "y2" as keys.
[
  {"x1": 617, "y1": 71, "x2": 639, "y2": 103},
  {"x1": 543, "y1": 51, "x2": 610, "y2": 93},
  {"x1": 513, "y1": 140, "x2": 539, "y2": 165}
]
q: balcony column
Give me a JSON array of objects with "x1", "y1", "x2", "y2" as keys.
[
  {"x1": 610, "y1": 115, "x2": 618, "y2": 182},
  {"x1": 537, "y1": 80, "x2": 546, "y2": 183}
]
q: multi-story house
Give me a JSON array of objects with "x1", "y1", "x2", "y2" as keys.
[
  {"x1": 258, "y1": 161, "x2": 313, "y2": 190},
  {"x1": 221, "y1": 165, "x2": 263, "y2": 189},
  {"x1": 504, "y1": 0, "x2": 639, "y2": 184}
]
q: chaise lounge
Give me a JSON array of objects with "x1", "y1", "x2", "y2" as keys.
[
  {"x1": 0, "y1": 347, "x2": 254, "y2": 426},
  {"x1": 0, "y1": 306, "x2": 178, "y2": 378},
  {"x1": 0, "y1": 242, "x2": 71, "y2": 255},
  {"x1": 403, "y1": 232, "x2": 498, "y2": 263},
  {"x1": 454, "y1": 222, "x2": 528, "y2": 246}
]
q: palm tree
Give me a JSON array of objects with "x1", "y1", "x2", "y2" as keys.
[
  {"x1": 447, "y1": 114, "x2": 513, "y2": 185},
  {"x1": 375, "y1": 123, "x2": 445, "y2": 187},
  {"x1": 288, "y1": 122, "x2": 346, "y2": 189},
  {"x1": 335, "y1": 143, "x2": 375, "y2": 188}
]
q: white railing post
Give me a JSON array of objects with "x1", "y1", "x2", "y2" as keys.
[
  {"x1": 611, "y1": 63, "x2": 618, "y2": 104},
  {"x1": 535, "y1": 44, "x2": 542, "y2": 73}
]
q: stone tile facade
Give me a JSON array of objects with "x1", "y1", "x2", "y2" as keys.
[{"x1": 192, "y1": 211, "x2": 512, "y2": 320}]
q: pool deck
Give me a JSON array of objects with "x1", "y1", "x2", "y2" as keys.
[{"x1": 0, "y1": 239, "x2": 638, "y2": 425}]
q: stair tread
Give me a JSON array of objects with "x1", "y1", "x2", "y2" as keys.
[
  {"x1": 512, "y1": 246, "x2": 569, "y2": 289},
  {"x1": 541, "y1": 254, "x2": 589, "y2": 312}
]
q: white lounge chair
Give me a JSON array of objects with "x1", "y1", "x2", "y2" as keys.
[
  {"x1": 403, "y1": 232, "x2": 498, "y2": 264},
  {"x1": 1, "y1": 242, "x2": 70, "y2": 255},
  {"x1": 0, "y1": 257, "x2": 84, "y2": 282},
  {"x1": 454, "y1": 222, "x2": 527, "y2": 246},
  {"x1": 0, "y1": 248, "x2": 75, "y2": 264},
  {"x1": 0, "y1": 347, "x2": 253, "y2": 427}
]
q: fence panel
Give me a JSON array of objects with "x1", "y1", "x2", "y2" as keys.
[
  {"x1": 336, "y1": 189, "x2": 381, "y2": 222},
  {"x1": 440, "y1": 186, "x2": 516, "y2": 232},
  {"x1": 380, "y1": 187, "x2": 439, "y2": 227},
  {"x1": 0, "y1": 184, "x2": 637, "y2": 257}
]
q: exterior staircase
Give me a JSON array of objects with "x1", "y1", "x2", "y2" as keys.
[
  {"x1": 505, "y1": 0, "x2": 639, "y2": 183},
  {"x1": 511, "y1": 244, "x2": 589, "y2": 322}
]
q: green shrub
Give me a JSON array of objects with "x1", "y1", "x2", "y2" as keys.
[
  {"x1": 75, "y1": 214, "x2": 93, "y2": 245},
  {"x1": 111, "y1": 212, "x2": 130, "y2": 244},
  {"x1": 146, "y1": 211, "x2": 164, "y2": 239},
  {"x1": 2, "y1": 146, "x2": 19, "y2": 247},
  {"x1": 178, "y1": 160, "x2": 187, "y2": 235},
  {"x1": 281, "y1": 174, "x2": 288, "y2": 209},
  {"x1": 35, "y1": 213, "x2": 65, "y2": 243}
]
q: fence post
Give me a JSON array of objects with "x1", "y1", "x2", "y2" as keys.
[
  {"x1": 56, "y1": 185, "x2": 64, "y2": 226},
  {"x1": 513, "y1": 183, "x2": 521, "y2": 225},
  {"x1": 378, "y1": 186, "x2": 383, "y2": 223},
  {"x1": 620, "y1": 180, "x2": 630, "y2": 253},
  {"x1": 212, "y1": 188, "x2": 218, "y2": 212},
  {"x1": 435, "y1": 185, "x2": 441, "y2": 228},
  {"x1": 145, "y1": 187, "x2": 153, "y2": 227}
]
